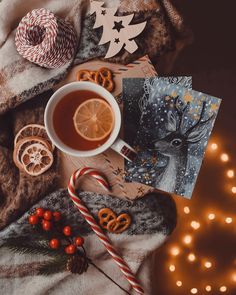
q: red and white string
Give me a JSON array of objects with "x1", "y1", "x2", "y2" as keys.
[
  {"x1": 15, "y1": 8, "x2": 77, "y2": 68},
  {"x1": 67, "y1": 167, "x2": 144, "y2": 294}
]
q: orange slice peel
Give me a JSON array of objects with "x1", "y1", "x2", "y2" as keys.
[
  {"x1": 73, "y1": 98, "x2": 114, "y2": 141},
  {"x1": 13, "y1": 124, "x2": 55, "y2": 176},
  {"x1": 14, "y1": 124, "x2": 54, "y2": 151},
  {"x1": 21, "y1": 143, "x2": 53, "y2": 176}
]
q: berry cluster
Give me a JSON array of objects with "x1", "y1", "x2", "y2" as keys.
[{"x1": 28, "y1": 208, "x2": 84, "y2": 255}]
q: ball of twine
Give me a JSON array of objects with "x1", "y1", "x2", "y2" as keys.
[{"x1": 15, "y1": 8, "x2": 77, "y2": 69}]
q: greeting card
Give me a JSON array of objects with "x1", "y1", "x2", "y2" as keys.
[{"x1": 123, "y1": 78, "x2": 221, "y2": 198}]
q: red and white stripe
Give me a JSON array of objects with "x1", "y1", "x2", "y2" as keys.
[
  {"x1": 15, "y1": 8, "x2": 76, "y2": 68},
  {"x1": 67, "y1": 167, "x2": 144, "y2": 294}
]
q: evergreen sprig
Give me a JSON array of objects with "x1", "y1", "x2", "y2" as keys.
[
  {"x1": 0, "y1": 209, "x2": 132, "y2": 294},
  {"x1": 38, "y1": 256, "x2": 68, "y2": 275},
  {"x1": 0, "y1": 236, "x2": 66, "y2": 258}
]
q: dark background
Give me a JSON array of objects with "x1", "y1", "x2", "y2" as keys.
[{"x1": 153, "y1": 1, "x2": 236, "y2": 294}]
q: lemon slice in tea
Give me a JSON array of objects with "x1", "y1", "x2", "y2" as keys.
[{"x1": 73, "y1": 98, "x2": 115, "y2": 141}]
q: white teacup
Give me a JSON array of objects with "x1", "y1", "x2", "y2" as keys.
[{"x1": 44, "y1": 81, "x2": 136, "y2": 161}]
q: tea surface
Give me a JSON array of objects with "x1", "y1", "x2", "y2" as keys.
[{"x1": 53, "y1": 90, "x2": 109, "y2": 150}]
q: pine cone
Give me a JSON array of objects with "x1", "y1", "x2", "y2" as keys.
[{"x1": 66, "y1": 255, "x2": 89, "y2": 274}]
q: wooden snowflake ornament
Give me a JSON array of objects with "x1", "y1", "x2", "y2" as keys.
[{"x1": 90, "y1": 1, "x2": 147, "y2": 58}]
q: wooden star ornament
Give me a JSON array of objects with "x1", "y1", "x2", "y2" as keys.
[{"x1": 90, "y1": 1, "x2": 147, "y2": 58}]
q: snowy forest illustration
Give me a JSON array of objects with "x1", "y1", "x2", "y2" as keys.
[{"x1": 123, "y1": 78, "x2": 221, "y2": 198}]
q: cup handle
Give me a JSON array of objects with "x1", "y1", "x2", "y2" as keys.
[{"x1": 111, "y1": 138, "x2": 137, "y2": 162}]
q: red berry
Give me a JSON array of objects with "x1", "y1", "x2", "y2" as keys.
[
  {"x1": 63, "y1": 226, "x2": 72, "y2": 236},
  {"x1": 43, "y1": 210, "x2": 53, "y2": 221},
  {"x1": 42, "y1": 220, "x2": 52, "y2": 231},
  {"x1": 35, "y1": 208, "x2": 44, "y2": 217},
  {"x1": 65, "y1": 244, "x2": 76, "y2": 254},
  {"x1": 74, "y1": 236, "x2": 84, "y2": 247},
  {"x1": 53, "y1": 211, "x2": 61, "y2": 222},
  {"x1": 28, "y1": 214, "x2": 39, "y2": 225},
  {"x1": 41, "y1": 219, "x2": 46, "y2": 225},
  {"x1": 49, "y1": 238, "x2": 60, "y2": 249}
]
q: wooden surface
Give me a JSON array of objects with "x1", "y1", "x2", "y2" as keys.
[{"x1": 56, "y1": 56, "x2": 157, "y2": 199}]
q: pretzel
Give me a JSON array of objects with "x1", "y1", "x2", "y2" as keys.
[
  {"x1": 98, "y1": 67, "x2": 112, "y2": 79},
  {"x1": 98, "y1": 67, "x2": 114, "y2": 92},
  {"x1": 98, "y1": 208, "x2": 131, "y2": 234},
  {"x1": 107, "y1": 213, "x2": 131, "y2": 234},
  {"x1": 76, "y1": 70, "x2": 94, "y2": 82},
  {"x1": 98, "y1": 208, "x2": 116, "y2": 230},
  {"x1": 76, "y1": 68, "x2": 115, "y2": 92},
  {"x1": 89, "y1": 71, "x2": 99, "y2": 82}
]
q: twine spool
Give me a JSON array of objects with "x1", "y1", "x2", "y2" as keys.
[
  {"x1": 67, "y1": 167, "x2": 144, "y2": 294},
  {"x1": 15, "y1": 8, "x2": 77, "y2": 68}
]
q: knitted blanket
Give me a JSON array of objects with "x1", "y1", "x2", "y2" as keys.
[
  {"x1": 0, "y1": 0, "x2": 192, "y2": 114},
  {"x1": 0, "y1": 91, "x2": 59, "y2": 230},
  {"x1": 0, "y1": 189, "x2": 177, "y2": 295},
  {"x1": 0, "y1": 0, "x2": 188, "y2": 293},
  {"x1": 0, "y1": 0, "x2": 190, "y2": 229}
]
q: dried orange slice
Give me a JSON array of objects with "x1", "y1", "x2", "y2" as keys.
[
  {"x1": 13, "y1": 136, "x2": 52, "y2": 170},
  {"x1": 21, "y1": 143, "x2": 53, "y2": 176},
  {"x1": 73, "y1": 98, "x2": 114, "y2": 141},
  {"x1": 14, "y1": 124, "x2": 54, "y2": 151}
]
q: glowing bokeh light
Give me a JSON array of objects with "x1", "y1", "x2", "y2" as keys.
[
  {"x1": 176, "y1": 281, "x2": 182, "y2": 287},
  {"x1": 183, "y1": 235, "x2": 192, "y2": 245},
  {"x1": 221, "y1": 153, "x2": 229, "y2": 162},
  {"x1": 219, "y1": 286, "x2": 227, "y2": 292},
  {"x1": 170, "y1": 247, "x2": 180, "y2": 256},
  {"x1": 184, "y1": 206, "x2": 190, "y2": 214},
  {"x1": 231, "y1": 186, "x2": 236, "y2": 194},
  {"x1": 227, "y1": 169, "x2": 234, "y2": 178},
  {"x1": 232, "y1": 273, "x2": 236, "y2": 282},
  {"x1": 210, "y1": 143, "x2": 218, "y2": 150},
  {"x1": 204, "y1": 261, "x2": 212, "y2": 269},
  {"x1": 205, "y1": 285, "x2": 212, "y2": 292},
  {"x1": 191, "y1": 221, "x2": 201, "y2": 230},
  {"x1": 188, "y1": 253, "x2": 196, "y2": 262},
  {"x1": 167, "y1": 145, "x2": 235, "y2": 293},
  {"x1": 225, "y1": 217, "x2": 233, "y2": 224},
  {"x1": 208, "y1": 213, "x2": 216, "y2": 220}
]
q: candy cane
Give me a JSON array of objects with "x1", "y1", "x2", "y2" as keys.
[{"x1": 67, "y1": 167, "x2": 144, "y2": 294}]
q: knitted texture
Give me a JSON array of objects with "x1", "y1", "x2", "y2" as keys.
[
  {"x1": 0, "y1": 189, "x2": 177, "y2": 295},
  {"x1": 0, "y1": 0, "x2": 85, "y2": 114},
  {"x1": 0, "y1": 0, "x2": 192, "y2": 114},
  {"x1": 74, "y1": 9, "x2": 174, "y2": 65},
  {"x1": 0, "y1": 189, "x2": 177, "y2": 242},
  {"x1": 0, "y1": 91, "x2": 59, "y2": 230}
]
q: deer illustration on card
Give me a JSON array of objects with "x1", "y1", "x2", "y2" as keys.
[{"x1": 123, "y1": 78, "x2": 221, "y2": 198}]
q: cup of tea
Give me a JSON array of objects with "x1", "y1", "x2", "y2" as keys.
[{"x1": 44, "y1": 81, "x2": 136, "y2": 161}]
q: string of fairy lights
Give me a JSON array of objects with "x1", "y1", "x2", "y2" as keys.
[{"x1": 167, "y1": 141, "x2": 236, "y2": 294}]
